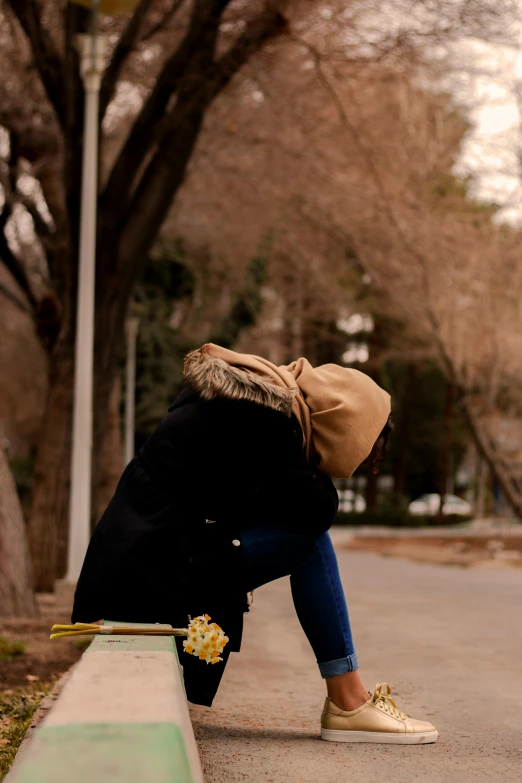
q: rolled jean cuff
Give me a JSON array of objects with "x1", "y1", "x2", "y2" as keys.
[{"x1": 318, "y1": 653, "x2": 359, "y2": 679}]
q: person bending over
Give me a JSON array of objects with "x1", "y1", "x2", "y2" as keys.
[{"x1": 73, "y1": 343, "x2": 437, "y2": 744}]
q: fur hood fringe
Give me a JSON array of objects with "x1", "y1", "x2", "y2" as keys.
[{"x1": 184, "y1": 347, "x2": 295, "y2": 416}]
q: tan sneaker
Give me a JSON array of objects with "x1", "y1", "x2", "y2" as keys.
[{"x1": 321, "y1": 683, "x2": 438, "y2": 744}]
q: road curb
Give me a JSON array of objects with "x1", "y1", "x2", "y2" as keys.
[{"x1": 6, "y1": 623, "x2": 203, "y2": 783}]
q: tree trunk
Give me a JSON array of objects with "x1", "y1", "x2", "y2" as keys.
[
  {"x1": 91, "y1": 277, "x2": 128, "y2": 529},
  {"x1": 393, "y1": 457, "x2": 406, "y2": 497},
  {"x1": 393, "y1": 364, "x2": 416, "y2": 496},
  {"x1": 0, "y1": 446, "x2": 39, "y2": 617},
  {"x1": 94, "y1": 375, "x2": 124, "y2": 524},
  {"x1": 29, "y1": 300, "x2": 124, "y2": 584},
  {"x1": 365, "y1": 320, "x2": 383, "y2": 513},
  {"x1": 461, "y1": 397, "x2": 522, "y2": 519},
  {"x1": 365, "y1": 463, "x2": 379, "y2": 512},
  {"x1": 28, "y1": 332, "x2": 75, "y2": 590},
  {"x1": 475, "y1": 448, "x2": 488, "y2": 518},
  {"x1": 436, "y1": 380, "x2": 455, "y2": 524}
]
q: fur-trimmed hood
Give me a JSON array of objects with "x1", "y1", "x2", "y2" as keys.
[
  {"x1": 184, "y1": 348, "x2": 295, "y2": 416},
  {"x1": 184, "y1": 343, "x2": 391, "y2": 478}
]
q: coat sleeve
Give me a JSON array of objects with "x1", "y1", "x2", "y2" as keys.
[{"x1": 253, "y1": 451, "x2": 340, "y2": 535}]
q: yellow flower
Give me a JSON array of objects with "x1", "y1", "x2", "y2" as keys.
[{"x1": 182, "y1": 615, "x2": 227, "y2": 665}]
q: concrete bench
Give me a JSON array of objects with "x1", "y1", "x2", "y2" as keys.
[{"x1": 6, "y1": 623, "x2": 203, "y2": 783}]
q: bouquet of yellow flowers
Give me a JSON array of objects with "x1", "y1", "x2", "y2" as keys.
[
  {"x1": 183, "y1": 615, "x2": 229, "y2": 665},
  {"x1": 50, "y1": 614, "x2": 229, "y2": 664}
]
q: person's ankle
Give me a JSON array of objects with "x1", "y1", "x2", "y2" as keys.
[
  {"x1": 325, "y1": 671, "x2": 370, "y2": 712},
  {"x1": 331, "y1": 690, "x2": 369, "y2": 712}
]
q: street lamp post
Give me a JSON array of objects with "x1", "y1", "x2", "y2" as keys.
[{"x1": 65, "y1": 10, "x2": 108, "y2": 583}]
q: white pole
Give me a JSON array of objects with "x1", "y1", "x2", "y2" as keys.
[
  {"x1": 65, "y1": 20, "x2": 108, "y2": 583},
  {"x1": 124, "y1": 317, "x2": 139, "y2": 465}
]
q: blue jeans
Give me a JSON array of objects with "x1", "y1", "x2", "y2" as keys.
[{"x1": 240, "y1": 526, "x2": 358, "y2": 678}]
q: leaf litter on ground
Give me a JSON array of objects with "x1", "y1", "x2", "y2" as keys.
[{"x1": 0, "y1": 678, "x2": 53, "y2": 781}]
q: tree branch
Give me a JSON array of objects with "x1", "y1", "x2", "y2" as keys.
[
  {"x1": 118, "y1": 4, "x2": 287, "y2": 280},
  {"x1": 0, "y1": 95, "x2": 63, "y2": 230},
  {"x1": 140, "y1": 0, "x2": 185, "y2": 43},
  {"x1": 0, "y1": 207, "x2": 38, "y2": 312},
  {"x1": 205, "y1": 5, "x2": 288, "y2": 102},
  {"x1": 99, "y1": 0, "x2": 155, "y2": 120},
  {"x1": 0, "y1": 281, "x2": 34, "y2": 316},
  {"x1": 17, "y1": 191, "x2": 61, "y2": 288},
  {"x1": 18, "y1": 194, "x2": 51, "y2": 241},
  {"x1": 100, "y1": 0, "x2": 232, "y2": 222},
  {"x1": 4, "y1": 0, "x2": 66, "y2": 127},
  {"x1": 139, "y1": 0, "x2": 186, "y2": 43},
  {"x1": 0, "y1": 132, "x2": 39, "y2": 311}
]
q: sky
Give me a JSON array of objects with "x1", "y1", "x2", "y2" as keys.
[{"x1": 449, "y1": 33, "x2": 522, "y2": 224}]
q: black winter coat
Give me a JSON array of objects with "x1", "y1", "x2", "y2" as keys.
[{"x1": 72, "y1": 384, "x2": 338, "y2": 706}]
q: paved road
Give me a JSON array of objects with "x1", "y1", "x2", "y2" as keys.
[{"x1": 190, "y1": 549, "x2": 522, "y2": 783}]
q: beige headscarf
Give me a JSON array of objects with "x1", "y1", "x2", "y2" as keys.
[{"x1": 186, "y1": 344, "x2": 391, "y2": 479}]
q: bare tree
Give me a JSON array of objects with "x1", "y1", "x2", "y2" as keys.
[
  {"x1": 304, "y1": 59, "x2": 522, "y2": 515},
  {"x1": 0, "y1": 443, "x2": 39, "y2": 617},
  {"x1": 0, "y1": 0, "x2": 287, "y2": 590}
]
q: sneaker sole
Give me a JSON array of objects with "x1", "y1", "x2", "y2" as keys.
[{"x1": 321, "y1": 728, "x2": 439, "y2": 745}]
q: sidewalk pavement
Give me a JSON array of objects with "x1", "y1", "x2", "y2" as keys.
[{"x1": 190, "y1": 547, "x2": 522, "y2": 783}]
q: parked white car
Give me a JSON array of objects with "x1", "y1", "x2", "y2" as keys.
[
  {"x1": 338, "y1": 489, "x2": 367, "y2": 513},
  {"x1": 408, "y1": 493, "x2": 472, "y2": 517}
]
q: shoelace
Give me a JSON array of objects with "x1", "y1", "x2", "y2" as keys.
[{"x1": 371, "y1": 683, "x2": 408, "y2": 720}]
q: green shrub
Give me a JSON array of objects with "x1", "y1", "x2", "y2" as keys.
[
  {"x1": 0, "y1": 638, "x2": 26, "y2": 660},
  {"x1": 377, "y1": 492, "x2": 411, "y2": 516},
  {"x1": 334, "y1": 511, "x2": 473, "y2": 527}
]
